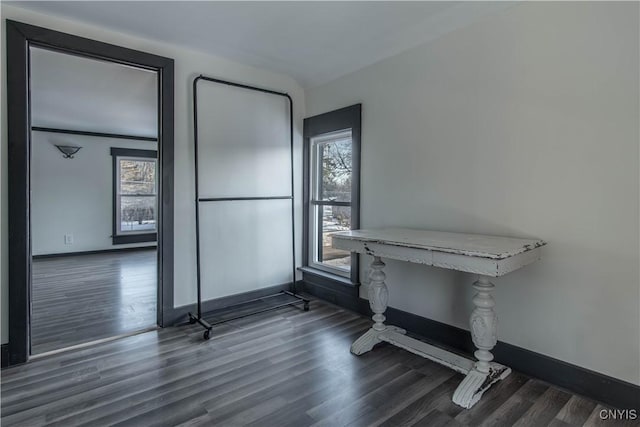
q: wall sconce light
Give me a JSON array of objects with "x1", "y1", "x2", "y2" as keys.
[{"x1": 54, "y1": 144, "x2": 82, "y2": 159}]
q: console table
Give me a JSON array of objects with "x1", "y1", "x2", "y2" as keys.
[{"x1": 332, "y1": 228, "x2": 546, "y2": 409}]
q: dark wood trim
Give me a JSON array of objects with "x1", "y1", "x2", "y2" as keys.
[
  {"x1": 110, "y1": 147, "x2": 157, "y2": 158},
  {"x1": 5, "y1": 20, "x2": 175, "y2": 365},
  {"x1": 167, "y1": 282, "x2": 295, "y2": 326},
  {"x1": 158, "y1": 54, "x2": 175, "y2": 328},
  {"x1": 310, "y1": 200, "x2": 351, "y2": 207},
  {"x1": 300, "y1": 267, "x2": 358, "y2": 293},
  {"x1": 33, "y1": 246, "x2": 156, "y2": 259},
  {"x1": 300, "y1": 269, "x2": 359, "y2": 313},
  {"x1": 302, "y1": 104, "x2": 362, "y2": 285},
  {"x1": 32, "y1": 126, "x2": 157, "y2": 142},
  {"x1": 302, "y1": 277, "x2": 363, "y2": 314},
  {"x1": 302, "y1": 118, "x2": 310, "y2": 284},
  {"x1": 1, "y1": 344, "x2": 8, "y2": 368},
  {"x1": 303, "y1": 104, "x2": 362, "y2": 137},
  {"x1": 302, "y1": 280, "x2": 640, "y2": 411},
  {"x1": 199, "y1": 196, "x2": 293, "y2": 202},
  {"x1": 113, "y1": 234, "x2": 157, "y2": 245},
  {"x1": 7, "y1": 19, "x2": 31, "y2": 367}
]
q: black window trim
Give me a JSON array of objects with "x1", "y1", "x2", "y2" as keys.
[
  {"x1": 303, "y1": 104, "x2": 361, "y2": 285},
  {"x1": 111, "y1": 147, "x2": 158, "y2": 245}
]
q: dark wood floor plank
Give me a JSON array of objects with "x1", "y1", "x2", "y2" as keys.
[
  {"x1": 477, "y1": 379, "x2": 550, "y2": 427},
  {"x1": 41, "y1": 314, "x2": 369, "y2": 426},
  {"x1": 205, "y1": 367, "x2": 341, "y2": 425},
  {"x1": 555, "y1": 395, "x2": 598, "y2": 426},
  {"x1": 378, "y1": 375, "x2": 464, "y2": 427},
  {"x1": 85, "y1": 336, "x2": 358, "y2": 426},
  {"x1": 1, "y1": 299, "x2": 626, "y2": 427},
  {"x1": 305, "y1": 359, "x2": 413, "y2": 422},
  {"x1": 244, "y1": 370, "x2": 350, "y2": 427},
  {"x1": 173, "y1": 413, "x2": 216, "y2": 427},
  {"x1": 454, "y1": 372, "x2": 529, "y2": 426},
  {"x1": 55, "y1": 330, "x2": 359, "y2": 425},
  {"x1": 57, "y1": 355, "x2": 317, "y2": 426},
  {"x1": 512, "y1": 387, "x2": 573, "y2": 427},
  {"x1": 548, "y1": 419, "x2": 574, "y2": 427},
  {"x1": 1, "y1": 337, "x2": 228, "y2": 415},
  {"x1": 347, "y1": 364, "x2": 455, "y2": 427},
  {"x1": 1, "y1": 326, "x2": 180, "y2": 383},
  {"x1": 412, "y1": 409, "x2": 464, "y2": 427},
  {"x1": 1, "y1": 333, "x2": 191, "y2": 394},
  {"x1": 215, "y1": 395, "x2": 290, "y2": 426},
  {"x1": 200, "y1": 337, "x2": 364, "y2": 415},
  {"x1": 31, "y1": 249, "x2": 157, "y2": 354},
  {"x1": 111, "y1": 396, "x2": 209, "y2": 427},
  {"x1": 3, "y1": 306, "x2": 324, "y2": 420},
  {"x1": 311, "y1": 369, "x2": 439, "y2": 427}
]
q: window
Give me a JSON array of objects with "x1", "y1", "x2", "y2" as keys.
[
  {"x1": 303, "y1": 104, "x2": 361, "y2": 282},
  {"x1": 111, "y1": 148, "x2": 157, "y2": 244},
  {"x1": 310, "y1": 130, "x2": 353, "y2": 273}
]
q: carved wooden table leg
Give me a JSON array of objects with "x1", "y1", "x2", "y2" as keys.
[
  {"x1": 351, "y1": 256, "x2": 405, "y2": 355},
  {"x1": 453, "y1": 276, "x2": 511, "y2": 408}
]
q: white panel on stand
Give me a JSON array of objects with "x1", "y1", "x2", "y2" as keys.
[
  {"x1": 196, "y1": 82, "x2": 291, "y2": 198},
  {"x1": 199, "y1": 200, "x2": 292, "y2": 300}
]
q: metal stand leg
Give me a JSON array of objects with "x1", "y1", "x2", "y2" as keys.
[
  {"x1": 188, "y1": 290, "x2": 310, "y2": 340},
  {"x1": 188, "y1": 312, "x2": 212, "y2": 340}
]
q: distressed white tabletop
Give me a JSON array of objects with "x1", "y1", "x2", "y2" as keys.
[{"x1": 333, "y1": 228, "x2": 545, "y2": 260}]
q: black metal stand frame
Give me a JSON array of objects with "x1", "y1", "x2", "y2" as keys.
[{"x1": 189, "y1": 75, "x2": 309, "y2": 340}]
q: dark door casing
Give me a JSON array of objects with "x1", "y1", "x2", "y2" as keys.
[{"x1": 5, "y1": 20, "x2": 175, "y2": 366}]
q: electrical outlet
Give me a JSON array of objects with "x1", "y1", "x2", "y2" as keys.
[{"x1": 64, "y1": 234, "x2": 73, "y2": 245}]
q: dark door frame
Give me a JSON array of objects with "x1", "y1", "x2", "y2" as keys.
[{"x1": 6, "y1": 20, "x2": 175, "y2": 366}]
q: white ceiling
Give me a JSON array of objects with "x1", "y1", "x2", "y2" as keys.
[{"x1": 11, "y1": 1, "x2": 512, "y2": 88}]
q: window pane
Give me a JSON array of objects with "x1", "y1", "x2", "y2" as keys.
[
  {"x1": 320, "y1": 138, "x2": 351, "y2": 202},
  {"x1": 120, "y1": 159, "x2": 156, "y2": 195},
  {"x1": 319, "y1": 205, "x2": 351, "y2": 270},
  {"x1": 120, "y1": 195, "x2": 156, "y2": 232}
]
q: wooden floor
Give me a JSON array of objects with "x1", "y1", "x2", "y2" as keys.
[
  {"x1": 2, "y1": 299, "x2": 630, "y2": 427},
  {"x1": 31, "y1": 249, "x2": 157, "y2": 355}
]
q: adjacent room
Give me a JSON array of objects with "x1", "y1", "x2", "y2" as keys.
[
  {"x1": 29, "y1": 46, "x2": 159, "y2": 354},
  {"x1": 1, "y1": 2, "x2": 638, "y2": 426}
]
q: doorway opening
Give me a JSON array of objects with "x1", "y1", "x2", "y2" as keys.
[
  {"x1": 6, "y1": 21, "x2": 174, "y2": 365},
  {"x1": 29, "y1": 47, "x2": 159, "y2": 354}
]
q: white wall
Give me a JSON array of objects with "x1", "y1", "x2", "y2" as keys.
[
  {"x1": 30, "y1": 46, "x2": 158, "y2": 255},
  {"x1": 31, "y1": 132, "x2": 156, "y2": 255},
  {"x1": 30, "y1": 46, "x2": 158, "y2": 137},
  {"x1": 306, "y1": 2, "x2": 639, "y2": 385},
  {"x1": 0, "y1": 4, "x2": 306, "y2": 344}
]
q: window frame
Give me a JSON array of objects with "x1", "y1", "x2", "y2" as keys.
[
  {"x1": 303, "y1": 104, "x2": 361, "y2": 285},
  {"x1": 111, "y1": 147, "x2": 158, "y2": 245},
  {"x1": 309, "y1": 129, "x2": 353, "y2": 276}
]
